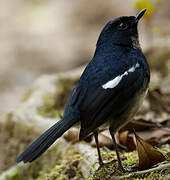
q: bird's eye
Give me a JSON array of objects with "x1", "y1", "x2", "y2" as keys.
[{"x1": 118, "y1": 22, "x2": 128, "y2": 30}]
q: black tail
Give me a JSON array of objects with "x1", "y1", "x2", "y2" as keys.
[{"x1": 16, "y1": 116, "x2": 78, "y2": 163}]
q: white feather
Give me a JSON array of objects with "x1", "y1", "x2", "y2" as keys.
[{"x1": 102, "y1": 63, "x2": 140, "y2": 89}]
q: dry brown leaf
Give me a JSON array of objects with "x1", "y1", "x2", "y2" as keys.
[
  {"x1": 120, "y1": 119, "x2": 161, "y2": 132},
  {"x1": 134, "y1": 132, "x2": 166, "y2": 170},
  {"x1": 119, "y1": 131, "x2": 136, "y2": 151},
  {"x1": 118, "y1": 118, "x2": 170, "y2": 151},
  {"x1": 134, "y1": 127, "x2": 170, "y2": 146},
  {"x1": 119, "y1": 127, "x2": 170, "y2": 151}
]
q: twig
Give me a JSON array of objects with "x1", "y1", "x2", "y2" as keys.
[{"x1": 111, "y1": 161, "x2": 170, "y2": 180}]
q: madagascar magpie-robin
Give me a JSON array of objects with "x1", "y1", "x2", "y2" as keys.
[{"x1": 16, "y1": 9, "x2": 150, "y2": 171}]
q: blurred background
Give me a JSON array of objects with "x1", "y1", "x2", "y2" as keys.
[
  {"x1": 0, "y1": 1, "x2": 170, "y2": 178},
  {"x1": 0, "y1": 0, "x2": 170, "y2": 113}
]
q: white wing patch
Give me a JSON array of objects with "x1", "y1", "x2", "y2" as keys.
[{"x1": 102, "y1": 63, "x2": 140, "y2": 89}]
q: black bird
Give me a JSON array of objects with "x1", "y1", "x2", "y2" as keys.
[{"x1": 16, "y1": 9, "x2": 150, "y2": 171}]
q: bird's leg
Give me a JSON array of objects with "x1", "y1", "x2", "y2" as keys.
[
  {"x1": 94, "y1": 130, "x2": 104, "y2": 166},
  {"x1": 109, "y1": 127, "x2": 125, "y2": 172}
]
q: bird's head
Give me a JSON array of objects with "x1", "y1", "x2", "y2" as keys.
[{"x1": 96, "y1": 9, "x2": 146, "y2": 49}]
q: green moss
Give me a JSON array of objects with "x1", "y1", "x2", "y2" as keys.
[
  {"x1": 35, "y1": 164, "x2": 67, "y2": 180},
  {"x1": 93, "y1": 146, "x2": 170, "y2": 180},
  {"x1": 38, "y1": 107, "x2": 61, "y2": 118},
  {"x1": 37, "y1": 93, "x2": 62, "y2": 118},
  {"x1": 6, "y1": 169, "x2": 21, "y2": 180},
  {"x1": 98, "y1": 169, "x2": 106, "y2": 177},
  {"x1": 88, "y1": 177, "x2": 94, "y2": 180},
  {"x1": 33, "y1": 147, "x2": 83, "y2": 180},
  {"x1": 123, "y1": 151, "x2": 138, "y2": 167},
  {"x1": 37, "y1": 92, "x2": 64, "y2": 118},
  {"x1": 55, "y1": 78, "x2": 78, "y2": 109},
  {"x1": 37, "y1": 78, "x2": 78, "y2": 118},
  {"x1": 100, "y1": 148, "x2": 116, "y2": 162},
  {"x1": 20, "y1": 144, "x2": 63, "y2": 180}
]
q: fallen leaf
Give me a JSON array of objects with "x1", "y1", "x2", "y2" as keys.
[
  {"x1": 134, "y1": 127, "x2": 170, "y2": 146},
  {"x1": 118, "y1": 118, "x2": 170, "y2": 151},
  {"x1": 120, "y1": 119, "x2": 161, "y2": 132},
  {"x1": 119, "y1": 131, "x2": 136, "y2": 151},
  {"x1": 134, "y1": 131, "x2": 166, "y2": 170}
]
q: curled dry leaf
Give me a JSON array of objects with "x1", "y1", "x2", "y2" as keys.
[
  {"x1": 134, "y1": 132, "x2": 166, "y2": 170},
  {"x1": 119, "y1": 131, "x2": 136, "y2": 151}
]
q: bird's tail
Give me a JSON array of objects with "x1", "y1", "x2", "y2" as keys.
[{"x1": 16, "y1": 115, "x2": 78, "y2": 163}]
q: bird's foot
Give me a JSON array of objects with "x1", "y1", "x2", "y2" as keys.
[
  {"x1": 99, "y1": 161, "x2": 104, "y2": 166},
  {"x1": 117, "y1": 164, "x2": 126, "y2": 172},
  {"x1": 97, "y1": 161, "x2": 104, "y2": 169}
]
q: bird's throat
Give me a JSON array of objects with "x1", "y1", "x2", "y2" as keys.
[{"x1": 131, "y1": 36, "x2": 141, "y2": 49}]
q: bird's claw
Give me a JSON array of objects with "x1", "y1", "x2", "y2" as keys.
[{"x1": 117, "y1": 165, "x2": 126, "y2": 172}]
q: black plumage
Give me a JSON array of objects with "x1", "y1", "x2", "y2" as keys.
[{"x1": 16, "y1": 9, "x2": 150, "y2": 171}]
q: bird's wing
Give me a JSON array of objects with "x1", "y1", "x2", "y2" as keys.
[
  {"x1": 79, "y1": 64, "x2": 145, "y2": 139},
  {"x1": 63, "y1": 82, "x2": 88, "y2": 117}
]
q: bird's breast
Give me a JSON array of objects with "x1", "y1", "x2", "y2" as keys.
[{"x1": 109, "y1": 87, "x2": 148, "y2": 133}]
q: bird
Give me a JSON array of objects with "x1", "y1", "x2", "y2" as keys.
[{"x1": 16, "y1": 9, "x2": 150, "y2": 171}]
